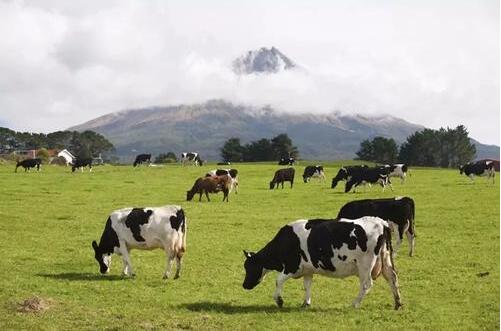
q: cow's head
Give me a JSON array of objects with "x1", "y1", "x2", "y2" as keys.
[
  {"x1": 269, "y1": 181, "x2": 276, "y2": 190},
  {"x1": 92, "y1": 240, "x2": 111, "y2": 274},
  {"x1": 459, "y1": 165, "x2": 464, "y2": 175},
  {"x1": 242, "y1": 250, "x2": 266, "y2": 290},
  {"x1": 186, "y1": 190, "x2": 195, "y2": 201},
  {"x1": 331, "y1": 168, "x2": 347, "y2": 188}
]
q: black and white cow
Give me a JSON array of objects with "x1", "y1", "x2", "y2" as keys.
[
  {"x1": 92, "y1": 205, "x2": 187, "y2": 279},
  {"x1": 337, "y1": 197, "x2": 416, "y2": 257},
  {"x1": 243, "y1": 217, "x2": 402, "y2": 310},
  {"x1": 278, "y1": 157, "x2": 296, "y2": 166},
  {"x1": 71, "y1": 158, "x2": 93, "y2": 172},
  {"x1": 206, "y1": 169, "x2": 239, "y2": 194},
  {"x1": 133, "y1": 154, "x2": 152, "y2": 167},
  {"x1": 345, "y1": 167, "x2": 392, "y2": 193},
  {"x1": 15, "y1": 158, "x2": 42, "y2": 173},
  {"x1": 181, "y1": 152, "x2": 203, "y2": 166},
  {"x1": 379, "y1": 164, "x2": 409, "y2": 183},
  {"x1": 459, "y1": 160, "x2": 496, "y2": 183},
  {"x1": 331, "y1": 165, "x2": 369, "y2": 189},
  {"x1": 302, "y1": 165, "x2": 326, "y2": 183}
]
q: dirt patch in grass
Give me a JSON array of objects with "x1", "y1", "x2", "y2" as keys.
[{"x1": 17, "y1": 296, "x2": 51, "y2": 313}]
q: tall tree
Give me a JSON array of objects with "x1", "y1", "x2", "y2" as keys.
[
  {"x1": 220, "y1": 138, "x2": 245, "y2": 162},
  {"x1": 399, "y1": 125, "x2": 475, "y2": 167},
  {"x1": 356, "y1": 136, "x2": 398, "y2": 163}
]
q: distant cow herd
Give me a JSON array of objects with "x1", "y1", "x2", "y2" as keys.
[{"x1": 9, "y1": 152, "x2": 498, "y2": 310}]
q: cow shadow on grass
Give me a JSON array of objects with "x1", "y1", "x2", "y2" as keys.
[
  {"x1": 182, "y1": 301, "x2": 333, "y2": 314},
  {"x1": 36, "y1": 272, "x2": 125, "y2": 281}
]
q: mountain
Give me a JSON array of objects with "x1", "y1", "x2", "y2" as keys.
[
  {"x1": 232, "y1": 47, "x2": 297, "y2": 74},
  {"x1": 70, "y1": 100, "x2": 428, "y2": 161},
  {"x1": 472, "y1": 140, "x2": 500, "y2": 161}
]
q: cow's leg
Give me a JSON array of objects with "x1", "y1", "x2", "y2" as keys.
[
  {"x1": 406, "y1": 230, "x2": 415, "y2": 257},
  {"x1": 353, "y1": 258, "x2": 375, "y2": 308},
  {"x1": 163, "y1": 246, "x2": 175, "y2": 279},
  {"x1": 291, "y1": 179, "x2": 294, "y2": 188},
  {"x1": 119, "y1": 244, "x2": 135, "y2": 276},
  {"x1": 273, "y1": 273, "x2": 290, "y2": 308},
  {"x1": 174, "y1": 254, "x2": 183, "y2": 279},
  {"x1": 89, "y1": 165, "x2": 93, "y2": 172},
  {"x1": 468, "y1": 174, "x2": 474, "y2": 181},
  {"x1": 205, "y1": 191, "x2": 210, "y2": 202},
  {"x1": 281, "y1": 181, "x2": 284, "y2": 189},
  {"x1": 302, "y1": 274, "x2": 313, "y2": 307},
  {"x1": 393, "y1": 223, "x2": 408, "y2": 257},
  {"x1": 381, "y1": 250, "x2": 402, "y2": 310}
]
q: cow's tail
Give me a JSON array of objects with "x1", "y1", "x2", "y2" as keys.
[
  {"x1": 409, "y1": 198, "x2": 416, "y2": 238},
  {"x1": 178, "y1": 208, "x2": 187, "y2": 255},
  {"x1": 383, "y1": 225, "x2": 396, "y2": 271}
]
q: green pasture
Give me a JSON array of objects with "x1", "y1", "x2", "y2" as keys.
[{"x1": 0, "y1": 161, "x2": 499, "y2": 330}]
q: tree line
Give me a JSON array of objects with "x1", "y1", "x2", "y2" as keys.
[
  {"x1": 356, "y1": 125, "x2": 476, "y2": 167},
  {"x1": 0, "y1": 127, "x2": 115, "y2": 160},
  {"x1": 220, "y1": 133, "x2": 298, "y2": 162}
]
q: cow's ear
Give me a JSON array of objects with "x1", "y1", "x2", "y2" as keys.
[
  {"x1": 243, "y1": 250, "x2": 254, "y2": 259},
  {"x1": 92, "y1": 240, "x2": 99, "y2": 251}
]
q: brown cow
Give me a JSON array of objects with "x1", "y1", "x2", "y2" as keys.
[
  {"x1": 186, "y1": 175, "x2": 232, "y2": 202},
  {"x1": 269, "y1": 167, "x2": 295, "y2": 189}
]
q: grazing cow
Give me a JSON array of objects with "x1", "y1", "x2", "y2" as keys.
[
  {"x1": 379, "y1": 164, "x2": 409, "y2": 183},
  {"x1": 337, "y1": 197, "x2": 416, "y2": 257},
  {"x1": 15, "y1": 158, "x2": 42, "y2": 173},
  {"x1": 181, "y1": 152, "x2": 203, "y2": 166},
  {"x1": 459, "y1": 161, "x2": 496, "y2": 183},
  {"x1": 206, "y1": 169, "x2": 239, "y2": 194},
  {"x1": 133, "y1": 154, "x2": 151, "y2": 167},
  {"x1": 91, "y1": 205, "x2": 187, "y2": 279},
  {"x1": 278, "y1": 157, "x2": 296, "y2": 166},
  {"x1": 71, "y1": 158, "x2": 93, "y2": 172},
  {"x1": 186, "y1": 175, "x2": 232, "y2": 202},
  {"x1": 331, "y1": 165, "x2": 369, "y2": 189},
  {"x1": 242, "y1": 217, "x2": 402, "y2": 310},
  {"x1": 270, "y1": 168, "x2": 295, "y2": 189},
  {"x1": 345, "y1": 167, "x2": 392, "y2": 193},
  {"x1": 303, "y1": 165, "x2": 326, "y2": 183}
]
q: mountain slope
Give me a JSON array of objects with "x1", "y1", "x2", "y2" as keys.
[{"x1": 70, "y1": 100, "x2": 429, "y2": 161}]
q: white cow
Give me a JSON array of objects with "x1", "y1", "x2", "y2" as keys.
[{"x1": 92, "y1": 205, "x2": 187, "y2": 279}]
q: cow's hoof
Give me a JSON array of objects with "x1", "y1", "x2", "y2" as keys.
[
  {"x1": 174, "y1": 273, "x2": 180, "y2": 279},
  {"x1": 394, "y1": 302, "x2": 403, "y2": 310},
  {"x1": 275, "y1": 296, "x2": 284, "y2": 308},
  {"x1": 163, "y1": 274, "x2": 169, "y2": 280},
  {"x1": 301, "y1": 302, "x2": 310, "y2": 309}
]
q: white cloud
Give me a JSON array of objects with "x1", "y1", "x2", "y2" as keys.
[{"x1": 0, "y1": 0, "x2": 498, "y2": 145}]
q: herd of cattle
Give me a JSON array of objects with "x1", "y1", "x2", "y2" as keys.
[{"x1": 11, "y1": 152, "x2": 497, "y2": 309}]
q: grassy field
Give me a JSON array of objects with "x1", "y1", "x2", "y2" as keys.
[{"x1": 0, "y1": 161, "x2": 499, "y2": 330}]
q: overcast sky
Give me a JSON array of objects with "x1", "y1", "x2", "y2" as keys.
[{"x1": 0, "y1": 0, "x2": 499, "y2": 145}]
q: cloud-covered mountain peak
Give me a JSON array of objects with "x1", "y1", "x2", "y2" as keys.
[{"x1": 232, "y1": 47, "x2": 297, "y2": 74}]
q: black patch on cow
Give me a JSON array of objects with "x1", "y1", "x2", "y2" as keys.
[
  {"x1": 306, "y1": 220, "x2": 368, "y2": 271},
  {"x1": 338, "y1": 255, "x2": 347, "y2": 261},
  {"x1": 254, "y1": 225, "x2": 303, "y2": 274},
  {"x1": 170, "y1": 208, "x2": 185, "y2": 232},
  {"x1": 374, "y1": 234, "x2": 385, "y2": 255},
  {"x1": 98, "y1": 217, "x2": 120, "y2": 254},
  {"x1": 125, "y1": 208, "x2": 153, "y2": 242}
]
